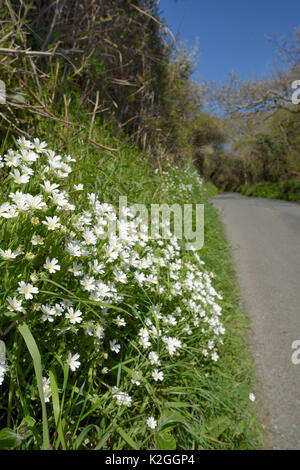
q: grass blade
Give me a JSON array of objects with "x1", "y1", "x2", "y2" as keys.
[
  {"x1": 18, "y1": 323, "x2": 50, "y2": 450},
  {"x1": 49, "y1": 368, "x2": 66, "y2": 450},
  {"x1": 116, "y1": 427, "x2": 139, "y2": 450}
]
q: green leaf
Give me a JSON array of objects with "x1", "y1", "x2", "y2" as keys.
[
  {"x1": 49, "y1": 368, "x2": 66, "y2": 450},
  {"x1": 0, "y1": 340, "x2": 5, "y2": 363},
  {"x1": 20, "y1": 416, "x2": 36, "y2": 428},
  {"x1": 0, "y1": 428, "x2": 22, "y2": 450},
  {"x1": 18, "y1": 323, "x2": 50, "y2": 450},
  {"x1": 116, "y1": 427, "x2": 139, "y2": 450},
  {"x1": 160, "y1": 410, "x2": 186, "y2": 431},
  {"x1": 74, "y1": 424, "x2": 100, "y2": 450},
  {"x1": 94, "y1": 424, "x2": 114, "y2": 450},
  {"x1": 3, "y1": 311, "x2": 18, "y2": 318},
  {"x1": 156, "y1": 431, "x2": 176, "y2": 450},
  {"x1": 206, "y1": 415, "x2": 232, "y2": 439}
]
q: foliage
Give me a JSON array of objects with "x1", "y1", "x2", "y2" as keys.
[
  {"x1": 237, "y1": 181, "x2": 300, "y2": 201},
  {"x1": 202, "y1": 28, "x2": 300, "y2": 191},
  {"x1": 0, "y1": 128, "x2": 261, "y2": 449},
  {"x1": 0, "y1": 0, "x2": 219, "y2": 163}
]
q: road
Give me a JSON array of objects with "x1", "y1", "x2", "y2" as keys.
[{"x1": 212, "y1": 193, "x2": 300, "y2": 450}]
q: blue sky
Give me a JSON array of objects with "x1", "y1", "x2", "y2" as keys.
[{"x1": 159, "y1": 0, "x2": 300, "y2": 82}]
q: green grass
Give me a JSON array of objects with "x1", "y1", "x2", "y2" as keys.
[{"x1": 203, "y1": 182, "x2": 219, "y2": 198}]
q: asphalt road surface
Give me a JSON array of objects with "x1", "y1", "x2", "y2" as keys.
[{"x1": 212, "y1": 193, "x2": 300, "y2": 450}]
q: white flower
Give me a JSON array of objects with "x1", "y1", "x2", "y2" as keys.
[
  {"x1": 183, "y1": 325, "x2": 192, "y2": 335},
  {"x1": 135, "y1": 271, "x2": 146, "y2": 285},
  {"x1": 80, "y1": 276, "x2": 95, "y2": 292},
  {"x1": 17, "y1": 137, "x2": 34, "y2": 150},
  {"x1": 19, "y1": 149, "x2": 38, "y2": 164},
  {"x1": 0, "y1": 361, "x2": 8, "y2": 386},
  {"x1": 131, "y1": 378, "x2": 141, "y2": 386},
  {"x1": 26, "y1": 194, "x2": 47, "y2": 211},
  {"x1": 42, "y1": 377, "x2": 52, "y2": 403},
  {"x1": 31, "y1": 216, "x2": 39, "y2": 225},
  {"x1": 148, "y1": 351, "x2": 160, "y2": 365},
  {"x1": 89, "y1": 260, "x2": 105, "y2": 274},
  {"x1": 66, "y1": 241, "x2": 82, "y2": 257},
  {"x1": 31, "y1": 234, "x2": 44, "y2": 246},
  {"x1": 0, "y1": 248, "x2": 21, "y2": 260},
  {"x1": 249, "y1": 393, "x2": 256, "y2": 402},
  {"x1": 65, "y1": 155, "x2": 76, "y2": 163},
  {"x1": 53, "y1": 303, "x2": 64, "y2": 316},
  {"x1": 95, "y1": 281, "x2": 111, "y2": 299},
  {"x1": 113, "y1": 270, "x2": 127, "y2": 284},
  {"x1": 211, "y1": 351, "x2": 219, "y2": 362},
  {"x1": 138, "y1": 328, "x2": 149, "y2": 339},
  {"x1": 41, "y1": 304, "x2": 56, "y2": 322},
  {"x1": 164, "y1": 315, "x2": 177, "y2": 326},
  {"x1": 152, "y1": 369, "x2": 164, "y2": 382},
  {"x1": 9, "y1": 190, "x2": 25, "y2": 203},
  {"x1": 109, "y1": 339, "x2": 121, "y2": 354},
  {"x1": 7, "y1": 296, "x2": 24, "y2": 312},
  {"x1": 122, "y1": 394, "x2": 132, "y2": 406},
  {"x1": 65, "y1": 307, "x2": 82, "y2": 324},
  {"x1": 43, "y1": 257, "x2": 61, "y2": 274},
  {"x1": 139, "y1": 336, "x2": 151, "y2": 349},
  {"x1": 162, "y1": 336, "x2": 182, "y2": 356},
  {"x1": 115, "y1": 316, "x2": 126, "y2": 327},
  {"x1": 112, "y1": 387, "x2": 132, "y2": 407},
  {"x1": 82, "y1": 229, "x2": 97, "y2": 245},
  {"x1": 67, "y1": 353, "x2": 81, "y2": 372},
  {"x1": 47, "y1": 151, "x2": 62, "y2": 169},
  {"x1": 74, "y1": 184, "x2": 83, "y2": 191},
  {"x1": 33, "y1": 138, "x2": 47, "y2": 154},
  {"x1": 0, "y1": 202, "x2": 15, "y2": 219},
  {"x1": 4, "y1": 151, "x2": 20, "y2": 167},
  {"x1": 94, "y1": 325, "x2": 105, "y2": 340},
  {"x1": 20, "y1": 165, "x2": 34, "y2": 176},
  {"x1": 68, "y1": 262, "x2": 83, "y2": 277},
  {"x1": 18, "y1": 281, "x2": 39, "y2": 300},
  {"x1": 42, "y1": 215, "x2": 61, "y2": 231},
  {"x1": 49, "y1": 191, "x2": 69, "y2": 208},
  {"x1": 14, "y1": 196, "x2": 29, "y2": 212},
  {"x1": 30, "y1": 272, "x2": 39, "y2": 283},
  {"x1": 40, "y1": 180, "x2": 60, "y2": 194},
  {"x1": 10, "y1": 169, "x2": 30, "y2": 184},
  {"x1": 146, "y1": 417, "x2": 157, "y2": 429},
  {"x1": 25, "y1": 252, "x2": 35, "y2": 260}
]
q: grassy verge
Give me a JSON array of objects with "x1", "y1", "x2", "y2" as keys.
[
  {"x1": 199, "y1": 197, "x2": 263, "y2": 449},
  {"x1": 234, "y1": 181, "x2": 300, "y2": 202},
  {"x1": 0, "y1": 122, "x2": 262, "y2": 450}
]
